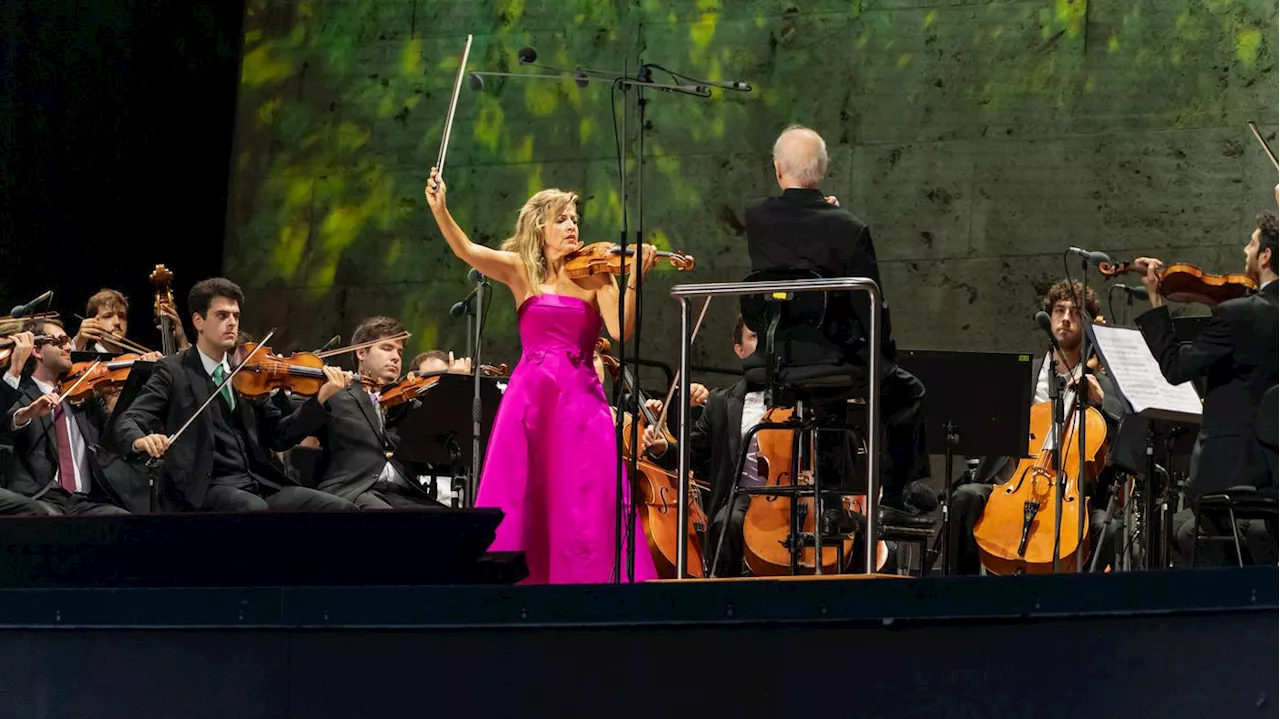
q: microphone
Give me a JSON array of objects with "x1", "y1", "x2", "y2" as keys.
[
  {"x1": 10, "y1": 290, "x2": 52, "y2": 318},
  {"x1": 699, "y1": 79, "x2": 753, "y2": 91},
  {"x1": 468, "y1": 267, "x2": 484, "y2": 283},
  {"x1": 517, "y1": 46, "x2": 537, "y2": 64},
  {"x1": 1115, "y1": 284, "x2": 1149, "y2": 301},
  {"x1": 1035, "y1": 310, "x2": 1059, "y2": 350},
  {"x1": 467, "y1": 72, "x2": 485, "y2": 91},
  {"x1": 451, "y1": 287, "x2": 480, "y2": 318},
  {"x1": 1067, "y1": 246, "x2": 1112, "y2": 267}
]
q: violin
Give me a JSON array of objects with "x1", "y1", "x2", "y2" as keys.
[
  {"x1": 0, "y1": 334, "x2": 57, "y2": 370},
  {"x1": 1099, "y1": 260, "x2": 1257, "y2": 307},
  {"x1": 150, "y1": 264, "x2": 179, "y2": 355},
  {"x1": 596, "y1": 339, "x2": 708, "y2": 578},
  {"x1": 231, "y1": 343, "x2": 379, "y2": 399},
  {"x1": 972, "y1": 356, "x2": 1110, "y2": 574},
  {"x1": 59, "y1": 353, "x2": 145, "y2": 403},
  {"x1": 564, "y1": 242, "x2": 695, "y2": 280},
  {"x1": 377, "y1": 363, "x2": 510, "y2": 410},
  {"x1": 742, "y1": 407, "x2": 889, "y2": 576}
]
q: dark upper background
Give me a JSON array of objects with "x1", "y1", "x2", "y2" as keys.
[{"x1": 0, "y1": 0, "x2": 244, "y2": 348}]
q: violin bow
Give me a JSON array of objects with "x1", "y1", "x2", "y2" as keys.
[
  {"x1": 314, "y1": 331, "x2": 412, "y2": 360},
  {"x1": 653, "y1": 296, "x2": 713, "y2": 432},
  {"x1": 436, "y1": 34, "x2": 473, "y2": 180},
  {"x1": 1247, "y1": 120, "x2": 1278, "y2": 170},
  {"x1": 73, "y1": 314, "x2": 155, "y2": 355},
  {"x1": 155, "y1": 329, "x2": 277, "y2": 461}
]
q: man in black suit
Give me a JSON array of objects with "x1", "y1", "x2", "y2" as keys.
[
  {"x1": 743, "y1": 125, "x2": 931, "y2": 516},
  {"x1": 286, "y1": 316, "x2": 442, "y2": 509},
  {"x1": 3, "y1": 317, "x2": 151, "y2": 515},
  {"x1": 1135, "y1": 211, "x2": 1279, "y2": 564},
  {"x1": 113, "y1": 278, "x2": 357, "y2": 512}
]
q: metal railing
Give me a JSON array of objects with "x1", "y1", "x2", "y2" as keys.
[{"x1": 669, "y1": 277, "x2": 883, "y2": 578}]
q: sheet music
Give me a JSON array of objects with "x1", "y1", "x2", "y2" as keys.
[{"x1": 1090, "y1": 324, "x2": 1203, "y2": 423}]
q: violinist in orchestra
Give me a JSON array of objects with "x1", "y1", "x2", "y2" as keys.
[
  {"x1": 284, "y1": 316, "x2": 443, "y2": 510},
  {"x1": 1134, "y1": 211, "x2": 1278, "y2": 565},
  {"x1": 2, "y1": 318, "x2": 151, "y2": 515},
  {"x1": 744, "y1": 125, "x2": 932, "y2": 522},
  {"x1": 425, "y1": 166, "x2": 661, "y2": 584},
  {"x1": 72, "y1": 288, "x2": 188, "y2": 355},
  {"x1": 951, "y1": 281, "x2": 1124, "y2": 574},
  {"x1": 112, "y1": 278, "x2": 357, "y2": 512}
]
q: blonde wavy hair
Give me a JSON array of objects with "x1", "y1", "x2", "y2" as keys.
[{"x1": 500, "y1": 189, "x2": 579, "y2": 295}]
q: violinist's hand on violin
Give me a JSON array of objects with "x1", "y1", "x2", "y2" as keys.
[
  {"x1": 447, "y1": 352, "x2": 472, "y2": 374},
  {"x1": 133, "y1": 433, "x2": 170, "y2": 459},
  {"x1": 316, "y1": 366, "x2": 352, "y2": 405},
  {"x1": 641, "y1": 424, "x2": 668, "y2": 457},
  {"x1": 12, "y1": 393, "x2": 57, "y2": 429},
  {"x1": 6, "y1": 331, "x2": 35, "y2": 378},
  {"x1": 424, "y1": 167, "x2": 447, "y2": 212},
  {"x1": 138, "y1": 351, "x2": 163, "y2": 362},
  {"x1": 631, "y1": 242, "x2": 660, "y2": 279},
  {"x1": 1134, "y1": 256, "x2": 1165, "y2": 308},
  {"x1": 644, "y1": 398, "x2": 664, "y2": 416}
]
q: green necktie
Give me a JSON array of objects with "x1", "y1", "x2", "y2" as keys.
[{"x1": 212, "y1": 363, "x2": 235, "y2": 410}]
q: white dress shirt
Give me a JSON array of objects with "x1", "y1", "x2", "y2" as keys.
[{"x1": 738, "y1": 390, "x2": 767, "y2": 487}]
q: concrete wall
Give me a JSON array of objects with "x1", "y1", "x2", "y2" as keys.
[{"x1": 226, "y1": 0, "x2": 1278, "y2": 374}]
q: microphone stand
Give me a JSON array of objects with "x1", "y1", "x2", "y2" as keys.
[
  {"x1": 1047, "y1": 339, "x2": 1067, "y2": 574},
  {"x1": 468, "y1": 271, "x2": 489, "y2": 509},
  {"x1": 1073, "y1": 258, "x2": 1093, "y2": 573}
]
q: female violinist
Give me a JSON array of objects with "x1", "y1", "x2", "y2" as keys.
[{"x1": 425, "y1": 166, "x2": 664, "y2": 584}]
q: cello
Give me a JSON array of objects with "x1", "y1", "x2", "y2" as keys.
[
  {"x1": 596, "y1": 340, "x2": 708, "y2": 578},
  {"x1": 741, "y1": 407, "x2": 889, "y2": 576},
  {"x1": 973, "y1": 355, "x2": 1109, "y2": 575}
]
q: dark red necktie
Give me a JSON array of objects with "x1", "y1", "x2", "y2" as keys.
[{"x1": 52, "y1": 403, "x2": 77, "y2": 493}]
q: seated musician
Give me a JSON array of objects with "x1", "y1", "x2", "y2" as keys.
[
  {"x1": 1134, "y1": 211, "x2": 1278, "y2": 565},
  {"x1": 950, "y1": 280, "x2": 1124, "y2": 574},
  {"x1": 71, "y1": 288, "x2": 189, "y2": 355},
  {"x1": 413, "y1": 349, "x2": 472, "y2": 375},
  {"x1": 743, "y1": 125, "x2": 932, "y2": 521},
  {"x1": 3, "y1": 317, "x2": 157, "y2": 515},
  {"x1": 286, "y1": 316, "x2": 443, "y2": 510},
  {"x1": 113, "y1": 278, "x2": 357, "y2": 512}
]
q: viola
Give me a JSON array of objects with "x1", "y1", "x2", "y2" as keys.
[
  {"x1": 741, "y1": 407, "x2": 888, "y2": 576},
  {"x1": 232, "y1": 343, "x2": 379, "y2": 399},
  {"x1": 150, "y1": 264, "x2": 179, "y2": 355},
  {"x1": 564, "y1": 241, "x2": 695, "y2": 280},
  {"x1": 972, "y1": 358, "x2": 1110, "y2": 574},
  {"x1": 1099, "y1": 260, "x2": 1256, "y2": 307},
  {"x1": 59, "y1": 353, "x2": 145, "y2": 403}
]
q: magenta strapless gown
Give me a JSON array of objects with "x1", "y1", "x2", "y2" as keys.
[{"x1": 476, "y1": 294, "x2": 657, "y2": 585}]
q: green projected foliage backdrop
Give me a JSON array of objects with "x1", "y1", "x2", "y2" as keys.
[{"x1": 226, "y1": 0, "x2": 1277, "y2": 371}]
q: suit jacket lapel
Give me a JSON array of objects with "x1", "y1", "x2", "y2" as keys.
[
  {"x1": 182, "y1": 348, "x2": 212, "y2": 410},
  {"x1": 347, "y1": 386, "x2": 387, "y2": 446},
  {"x1": 23, "y1": 384, "x2": 57, "y2": 466}
]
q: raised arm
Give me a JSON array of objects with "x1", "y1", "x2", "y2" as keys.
[{"x1": 425, "y1": 167, "x2": 525, "y2": 292}]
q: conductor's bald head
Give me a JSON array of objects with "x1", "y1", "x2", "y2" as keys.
[{"x1": 772, "y1": 125, "x2": 828, "y2": 190}]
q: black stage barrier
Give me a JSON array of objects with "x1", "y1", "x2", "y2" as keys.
[
  {"x1": 0, "y1": 509, "x2": 525, "y2": 587},
  {"x1": 0, "y1": 568, "x2": 1271, "y2": 717}
]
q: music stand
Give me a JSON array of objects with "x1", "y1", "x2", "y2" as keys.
[
  {"x1": 1089, "y1": 324, "x2": 1204, "y2": 569},
  {"x1": 392, "y1": 373, "x2": 502, "y2": 507},
  {"x1": 896, "y1": 349, "x2": 1034, "y2": 575}
]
